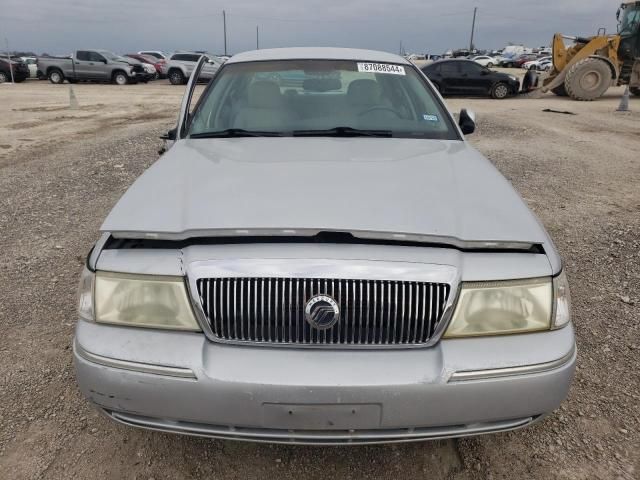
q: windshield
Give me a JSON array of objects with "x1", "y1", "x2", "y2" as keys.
[
  {"x1": 188, "y1": 59, "x2": 458, "y2": 140},
  {"x1": 620, "y1": 4, "x2": 640, "y2": 35}
]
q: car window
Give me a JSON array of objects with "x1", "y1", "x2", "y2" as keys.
[
  {"x1": 88, "y1": 52, "x2": 106, "y2": 62},
  {"x1": 189, "y1": 59, "x2": 459, "y2": 140},
  {"x1": 459, "y1": 62, "x2": 483, "y2": 74},
  {"x1": 76, "y1": 51, "x2": 90, "y2": 61},
  {"x1": 439, "y1": 62, "x2": 459, "y2": 76},
  {"x1": 425, "y1": 63, "x2": 440, "y2": 74}
]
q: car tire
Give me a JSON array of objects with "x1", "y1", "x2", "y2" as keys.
[
  {"x1": 113, "y1": 71, "x2": 129, "y2": 85},
  {"x1": 0, "y1": 71, "x2": 8, "y2": 83},
  {"x1": 153, "y1": 72, "x2": 160, "y2": 80},
  {"x1": 169, "y1": 69, "x2": 185, "y2": 85},
  {"x1": 630, "y1": 87, "x2": 640, "y2": 97},
  {"x1": 491, "y1": 82, "x2": 510, "y2": 99},
  {"x1": 487, "y1": 63, "x2": 494, "y2": 68},
  {"x1": 564, "y1": 57, "x2": 612, "y2": 101},
  {"x1": 48, "y1": 69, "x2": 64, "y2": 84}
]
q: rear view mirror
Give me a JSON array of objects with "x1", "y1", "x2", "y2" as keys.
[
  {"x1": 459, "y1": 109, "x2": 476, "y2": 135},
  {"x1": 303, "y1": 78, "x2": 342, "y2": 92}
]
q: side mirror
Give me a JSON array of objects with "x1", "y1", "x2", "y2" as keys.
[
  {"x1": 160, "y1": 128, "x2": 177, "y2": 141},
  {"x1": 459, "y1": 109, "x2": 476, "y2": 135}
]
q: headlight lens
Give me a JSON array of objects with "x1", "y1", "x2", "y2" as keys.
[
  {"x1": 552, "y1": 271, "x2": 571, "y2": 328},
  {"x1": 94, "y1": 272, "x2": 201, "y2": 331},
  {"x1": 444, "y1": 277, "x2": 552, "y2": 338},
  {"x1": 78, "y1": 266, "x2": 95, "y2": 321}
]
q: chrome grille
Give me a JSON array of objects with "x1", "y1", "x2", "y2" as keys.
[{"x1": 196, "y1": 278, "x2": 450, "y2": 346}]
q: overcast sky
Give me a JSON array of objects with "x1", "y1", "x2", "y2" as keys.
[{"x1": 2, "y1": 0, "x2": 616, "y2": 55}]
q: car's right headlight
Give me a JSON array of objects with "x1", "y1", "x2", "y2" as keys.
[
  {"x1": 444, "y1": 277, "x2": 553, "y2": 338},
  {"x1": 78, "y1": 269, "x2": 201, "y2": 331}
]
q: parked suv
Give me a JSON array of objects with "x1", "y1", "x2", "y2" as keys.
[
  {"x1": 0, "y1": 57, "x2": 29, "y2": 83},
  {"x1": 75, "y1": 48, "x2": 575, "y2": 445},
  {"x1": 163, "y1": 52, "x2": 222, "y2": 85}
]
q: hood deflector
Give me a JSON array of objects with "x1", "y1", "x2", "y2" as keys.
[{"x1": 105, "y1": 230, "x2": 545, "y2": 254}]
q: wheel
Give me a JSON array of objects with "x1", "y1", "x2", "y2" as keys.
[
  {"x1": 0, "y1": 71, "x2": 8, "y2": 83},
  {"x1": 168, "y1": 69, "x2": 185, "y2": 85},
  {"x1": 487, "y1": 62, "x2": 493, "y2": 68},
  {"x1": 551, "y1": 84, "x2": 568, "y2": 96},
  {"x1": 153, "y1": 72, "x2": 160, "y2": 80},
  {"x1": 491, "y1": 82, "x2": 510, "y2": 99},
  {"x1": 113, "y1": 71, "x2": 129, "y2": 85},
  {"x1": 48, "y1": 69, "x2": 64, "y2": 84},
  {"x1": 630, "y1": 86, "x2": 640, "y2": 97},
  {"x1": 564, "y1": 57, "x2": 612, "y2": 101}
]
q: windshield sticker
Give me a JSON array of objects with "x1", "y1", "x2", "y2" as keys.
[
  {"x1": 357, "y1": 63, "x2": 406, "y2": 75},
  {"x1": 423, "y1": 114, "x2": 439, "y2": 122}
]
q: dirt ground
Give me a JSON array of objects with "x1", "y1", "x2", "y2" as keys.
[{"x1": 0, "y1": 77, "x2": 638, "y2": 480}]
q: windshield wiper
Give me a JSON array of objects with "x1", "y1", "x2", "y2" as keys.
[
  {"x1": 292, "y1": 127, "x2": 393, "y2": 138},
  {"x1": 190, "y1": 129, "x2": 285, "y2": 138}
]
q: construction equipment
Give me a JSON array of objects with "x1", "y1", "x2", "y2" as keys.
[{"x1": 525, "y1": 2, "x2": 640, "y2": 101}]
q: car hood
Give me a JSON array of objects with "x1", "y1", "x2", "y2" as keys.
[{"x1": 101, "y1": 138, "x2": 551, "y2": 249}]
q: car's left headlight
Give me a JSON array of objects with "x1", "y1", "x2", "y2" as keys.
[
  {"x1": 90, "y1": 271, "x2": 201, "y2": 331},
  {"x1": 444, "y1": 277, "x2": 552, "y2": 338}
]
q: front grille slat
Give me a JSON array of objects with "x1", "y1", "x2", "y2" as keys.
[{"x1": 197, "y1": 277, "x2": 450, "y2": 347}]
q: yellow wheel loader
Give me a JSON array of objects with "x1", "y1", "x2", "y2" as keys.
[{"x1": 523, "y1": 1, "x2": 640, "y2": 100}]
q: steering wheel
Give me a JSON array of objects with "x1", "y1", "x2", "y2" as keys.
[{"x1": 358, "y1": 106, "x2": 400, "y2": 117}]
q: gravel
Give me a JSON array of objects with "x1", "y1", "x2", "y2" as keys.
[{"x1": 0, "y1": 82, "x2": 638, "y2": 479}]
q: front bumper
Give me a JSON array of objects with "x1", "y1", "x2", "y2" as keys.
[{"x1": 74, "y1": 319, "x2": 575, "y2": 444}]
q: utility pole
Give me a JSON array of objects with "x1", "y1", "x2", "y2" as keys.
[
  {"x1": 399, "y1": 40, "x2": 403, "y2": 56},
  {"x1": 223, "y1": 10, "x2": 228, "y2": 56},
  {"x1": 256, "y1": 25, "x2": 259, "y2": 49},
  {"x1": 5, "y1": 38, "x2": 14, "y2": 83},
  {"x1": 469, "y1": 7, "x2": 478, "y2": 52}
]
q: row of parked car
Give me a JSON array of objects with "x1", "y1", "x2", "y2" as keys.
[
  {"x1": 471, "y1": 54, "x2": 552, "y2": 71},
  {"x1": 0, "y1": 50, "x2": 228, "y2": 85}
]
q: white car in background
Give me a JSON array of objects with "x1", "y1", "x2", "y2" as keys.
[
  {"x1": 471, "y1": 55, "x2": 498, "y2": 68},
  {"x1": 523, "y1": 57, "x2": 551, "y2": 70}
]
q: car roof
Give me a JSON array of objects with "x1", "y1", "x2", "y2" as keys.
[{"x1": 226, "y1": 47, "x2": 411, "y2": 65}]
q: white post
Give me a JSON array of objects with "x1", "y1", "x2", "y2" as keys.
[{"x1": 5, "y1": 38, "x2": 15, "y2": 83}]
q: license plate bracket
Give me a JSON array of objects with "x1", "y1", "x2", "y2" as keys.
[{"x1": 262, "y1": 403, "x2": 382, "y2": 430}]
